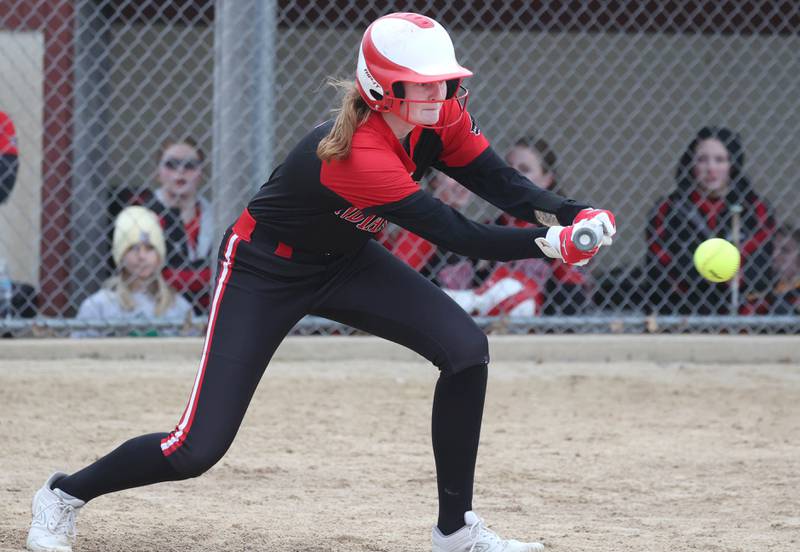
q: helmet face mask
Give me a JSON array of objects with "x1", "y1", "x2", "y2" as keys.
[
  {"x1": 355, "y1": 12, "x2": 472, "y2": 129},
  {"x1": 387, "y1": 83, "x2": 470, "y2": 129},
  {"x1": 391, "y1": 78, "x2": 461, "y2": 100}
]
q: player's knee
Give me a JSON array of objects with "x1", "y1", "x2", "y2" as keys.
[
  {"x1": 444, "y1": 328, "x2": 489, "y2": 375},
  {"x1": 169, "y1": 443, "x2": 229, "y2": 479},
  {"x1": 450, "y1": 362, "x2": 488, "y2": 384}
]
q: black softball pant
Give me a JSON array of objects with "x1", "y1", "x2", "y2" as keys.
[{"x1": 56, "y1": 211, "x2": 491, "y2": 530}]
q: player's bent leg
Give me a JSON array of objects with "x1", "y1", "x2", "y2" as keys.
[
  {"x1": 27, "y1": 434, "x2": 182, "y2": 552},
  {"x1": 432, "y1": 511, "x2": 545, "y2": 552},
  {"x1": 432, "y1": 364, "x2": 487, "y2": 534},
  {"x1": 311, "y1": 242, "x2": 497, "y2": 538},
  {"x1": 28, "y1": 228, "x2": 314, "y2": 551},
  {"x1": 159, "y1": 351, "x2": 284, "y2": 479},
  {"x1": 312, "y1": 241, "x2": 490, "y2": 375}
]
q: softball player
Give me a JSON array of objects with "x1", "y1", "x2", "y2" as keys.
[{"x1": 27, "y1": 12, "x2": 616, "y2": 552}]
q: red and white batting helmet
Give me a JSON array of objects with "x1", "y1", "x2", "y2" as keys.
[{"x1": 356, "y1": 12, "x2": 472, "y2": 117}]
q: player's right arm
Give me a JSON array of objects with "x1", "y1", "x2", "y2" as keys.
[
  {"x1": 371, "y1": 191, "x2": 595, "y2": 265},
  {"x1": 321, "y1": 127, "x2": 597, "y2": 264},
  {"x1": 439, "y1": 146, "x2": 590, "y2": 227},
  {"x1": 428, "y1": 102, "x2": 615, "y2": 245},
  {"x1": 428, "y1": 102, "x2": 590, "y2": 227},
  {"x1": 373, "y1": 191, "x2": 547, "y2": 261}
]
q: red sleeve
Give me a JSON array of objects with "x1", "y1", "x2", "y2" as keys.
[
  {"x1": 436, "y1": 100, "x2": 489, "y2": 168},
  {"x1": 647, "y1": 199, "x2": 673, "y2": 267},
  {"x1": 0, "y1": 112, "x2": 18, "y2": 156},
  {"x1": 740, "y1": 198, "x2": 774, "y2": 258},
  {"x1": 320, "y1": 139, "x2": 420, "y2": 210}
]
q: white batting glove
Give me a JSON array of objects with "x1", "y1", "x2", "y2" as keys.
[
  {"x1": 573, "y1": 208, "x2": 616, "y2": 246},
  {"x1": 534, "y1": 223, "x2": 599, "y2": 266}
]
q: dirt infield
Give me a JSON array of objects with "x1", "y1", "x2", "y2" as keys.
[{"x1": 1, "y1": 338, "x2": 799, "y2": 551}]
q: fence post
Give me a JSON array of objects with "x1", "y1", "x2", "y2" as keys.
[{"x1": 212, "y1": 0, "x2": 277, "y2": 241}]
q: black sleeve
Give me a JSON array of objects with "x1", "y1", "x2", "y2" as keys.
[
  {"x1": 0, "y1": 154, "x2": 18, "y2": 204},
  {"x1": 364, "y1": 190, "x2": 549, "y2": 262},
  {"x1": 437, "y1": 146, "x2": 589, "y2": 226}
]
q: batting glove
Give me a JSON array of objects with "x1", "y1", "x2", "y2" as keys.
[
  {"x1": 573, "y1": 208, "x2": 616, "y2": 246},
  {"x1": 534, "y1": 223, "x2": 599, "y2": 266}
]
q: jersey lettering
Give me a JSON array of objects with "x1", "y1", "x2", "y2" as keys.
[
  {"x1": 357, "y1": 215, "x2": 387, "y2": 233},
  {"x1": 334, "y1": 206, "x2": 387, "y2": 234},
  {"x1": 335, "y1": 206, "x2": 367, "y2": 223}
]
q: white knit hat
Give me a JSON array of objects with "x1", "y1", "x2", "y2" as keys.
[{"x1": 112, "y1": 206, "x2": 167, "y2": 268}]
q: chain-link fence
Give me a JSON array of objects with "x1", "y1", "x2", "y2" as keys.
[{"x1": 1, "y1": 0, "x2": 799, "y2": 337}]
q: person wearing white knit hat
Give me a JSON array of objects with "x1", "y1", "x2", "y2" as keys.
[
  {"x1": 111, "y1": 205, "x2": 167, "y2": 268},
  {"x1": 72, "y1": 206, "x2": 192, "y2": 338}
]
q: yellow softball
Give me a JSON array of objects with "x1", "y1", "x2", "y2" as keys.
[{"x1": 693, "y1": 238, "x2": 741, "y2": 283}]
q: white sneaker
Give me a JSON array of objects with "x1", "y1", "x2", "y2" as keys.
[
  {"x1": 432, "y1": 511, "x2": 545, "y2": 552},
  {"x1": 27, "y1": 472, "x2": 85, "y2": 552}
]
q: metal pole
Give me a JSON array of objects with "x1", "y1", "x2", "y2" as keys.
[
  {"x1": 212, "y1": 0, "x2": 277, "y2": 241},
  {"x1": 730, "y1": 203, "x2": 743, "y2": 314},
  {"x1": 71, "y1": 2, "x2": 113, "y2": 312}
]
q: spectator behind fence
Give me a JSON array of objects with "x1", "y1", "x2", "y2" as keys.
[
  {"x1": 505, "y1": 135, "x2": 559, "y2": 192},
  {"x1": 443, "y1": 138, "x2": 592, "y2": 317},
  {"x1": 767, "y1": 225, "x2": 800, "y2": 315},
  {"x1": 74, "y1": 206, "x2": 192, "y2": 337},
  {"x1": 0, "y1": 110, "x2": 38, "y2": 322},
  {"x1": 0, "y1": 110, "x2": 19, "y2": 203},
  {"x1": 110, "y1": 138, "x2": 213, "y2": 314},
  {"x1": 383, "y1": 138, "x2": 592, "y2": 317},
  {"x1": 644, "y1": 126, "x2": 776, "y2": 315}
]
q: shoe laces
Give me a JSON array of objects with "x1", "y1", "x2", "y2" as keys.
[
  {"x1": 43, "y1": 501, "x2": 78, "y2": 538},
  {"x1": 466, "y1": 514, "x2": 505, "y2": 552}
]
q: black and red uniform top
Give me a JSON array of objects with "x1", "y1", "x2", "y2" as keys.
[{"x1": 248, "y1": 99, "x2": 588, "y2": 261}]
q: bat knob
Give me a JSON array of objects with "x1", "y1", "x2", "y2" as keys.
[{"x1": 573, "y1": 225, "x2": 600, "y2": 251}]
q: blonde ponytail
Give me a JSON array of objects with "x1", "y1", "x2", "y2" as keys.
[
  {"x1": 317, "y1": 79, "x2": 372, "y2": 162},
  {"x1": 152, "y1": 276, "x2": 176, "y2": 317}
]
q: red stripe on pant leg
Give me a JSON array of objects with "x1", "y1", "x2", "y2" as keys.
[{"x1": 161, "y1": 233, "x2": 242, "y2": 456}]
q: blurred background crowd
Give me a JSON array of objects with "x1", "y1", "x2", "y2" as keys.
[{"x1": 1, "y1": 1, "x2": 798, "y2": 336}]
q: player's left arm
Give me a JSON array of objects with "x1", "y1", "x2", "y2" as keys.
[
  {"x1": 434, "y1": 105, "x2": 616, "y2": 242},
  {"x1": 440, "y1": 146, "x2": 590, "y2": 226}
]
